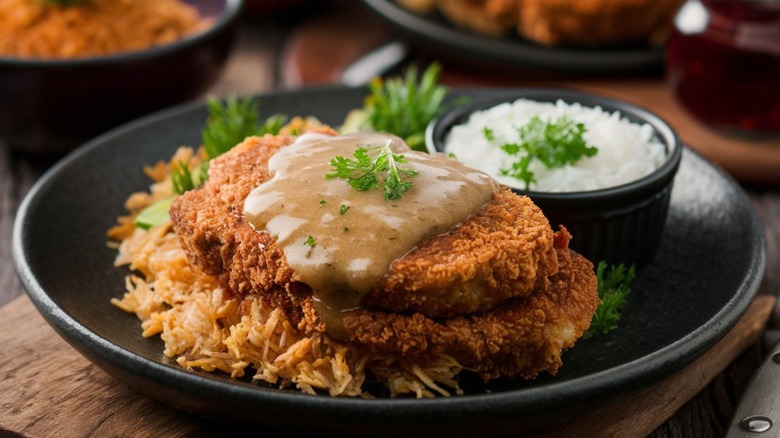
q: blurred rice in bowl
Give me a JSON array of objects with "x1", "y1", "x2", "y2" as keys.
[
  {"x1": 427, "y1": 88, "x2": 683, "y2": 267},
  {"x1": 0, "y1": 0, "x2": 243, "y2": 155}
]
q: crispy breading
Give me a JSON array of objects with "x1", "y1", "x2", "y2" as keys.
[
  {"x1": 171, "y1": 134, "x2": 559, "y2": 321},
  {"x1": 170, "y1": 134, "x2": 309, "y2": 325},
  {"x1": 366, "y1": 188, "x2": 558, "y2": 318},
  {"x1": 169, "y1": 133, "x2": 599, "y2": 380},
  {"x1": 344, "y1": 231, "x2": 599, "y2": 380}
]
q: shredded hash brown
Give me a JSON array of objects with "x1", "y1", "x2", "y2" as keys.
[
  {"x1": 110, "y1": 134, "x2": 465, "y2": 398},
  {"x1": 112, "y1": 221, "x2": 463, "y2": 397}
]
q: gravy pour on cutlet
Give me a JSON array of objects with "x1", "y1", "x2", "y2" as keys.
[{"x1": 243, "y1": 132, "x2": 499, "y2": 338}]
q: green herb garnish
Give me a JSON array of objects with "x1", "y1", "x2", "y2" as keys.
[
  {"x1": 172, "y1": 161, "x2": 208, "y2": 195},
  {"x1": 361, "y1": 63, "x2": 448, "y2": 152},
  {"x1": 320, "y1": 199, "x2": 327, "y2": 206},
  {"x1": 483, "y1": 126, "x2": 495, "y2": 141},
  {"x1": 326, "y1": 140, "x2": 418, "y2": 201},
  {"x1": 136, "y1": 98, "x2": 287, "y2": 230},
  {"x1": 304, "y1": 235, "x2": 317, "y2": 248},
  {"x1": 339, "y1": 204, "x2": 350, "y2": 215},
  {"x1": 584, "y1": 261, "x2": 636, "y2": 338},
  {"x1": 201, "y1": 97, "x2": 288, "y2": 159},
  {"x1": 499, "y1": 115, "x2": 598, "y2": 190},
  {"x1": 259, "y1": 114, "x2": 288, "y2": 136}
]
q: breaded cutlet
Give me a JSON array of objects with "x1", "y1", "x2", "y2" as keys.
[
  {"x1": 170, "y1": 133, "x2": 559, "y2": 322},
  {"x1": 169, "y1": 132, "x2": 598, "y2": 380}
]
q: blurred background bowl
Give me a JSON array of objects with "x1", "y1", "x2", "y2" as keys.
[
  {"x1": 244, "y1": 0, "x2": 311, "y2": 16},
  {"x1": 427, "y1": 88, "x2": 683, "y2": 267},
  {"x1": 0, "y1": 0, "x2": 243, "y2": 155}
]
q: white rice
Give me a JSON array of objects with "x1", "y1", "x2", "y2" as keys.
[{"x1": 443, "y1": 98, "x2": 667, "y2": 192}]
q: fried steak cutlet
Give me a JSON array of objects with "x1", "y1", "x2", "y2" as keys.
[
  {"x1": 169, "y1": 132, "x2": 599, "y2": 380},
  {"x1": 344, "y1": 230, "x2": 598, "y2": 380}
]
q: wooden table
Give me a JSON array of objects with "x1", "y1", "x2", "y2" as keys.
[{"x1": 2, "y1": 3, "x2": 780, "y2": 437}]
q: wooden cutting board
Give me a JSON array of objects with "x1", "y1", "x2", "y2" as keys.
[
  {"x1": 0, "y1": 294, "x2": 774, "y2": 437},
  {"x1": 280, "y1": 5, "x2": 780, "y2": 187}
]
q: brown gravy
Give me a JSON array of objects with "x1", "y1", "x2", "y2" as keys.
[{"x1": 244, "y1": 132, "x2": 498, "y2": 337}]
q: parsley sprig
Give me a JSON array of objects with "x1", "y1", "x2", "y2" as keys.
[
  {"x1": 202, "y1": 97, "x2": 287, "y2": 159},
  {"x1": 175, "y1": 97, "x2": 287, "y2": 193},
  {"x1": 361, "y1": 63, "x2": 447, "y2": 152},
  {"x1": 498, "y1": 115, "x2": 598, "y2": 190},
  {"x1": 135, "y1": 97, "x2": 286, "y2": 229},
  {"x1": 584, "y1": 261, "x2": 636, "y2": 338},
  {"x1": 326, "y1": 140, "x2": 418, "y2": 201}
]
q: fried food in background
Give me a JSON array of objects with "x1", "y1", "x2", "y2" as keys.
[
  {"x1": 437, "y1": 0, "x2": 518, "y2": 37},
  {"x1": 516, "y1": 0, "x2": 686, "y2": 46},
  {"x1": 397, "y1": 0, "x2": 685, "y2": 47},
  {"x1": 0, "y1": 0, "x2": 210, "y2": 58}
]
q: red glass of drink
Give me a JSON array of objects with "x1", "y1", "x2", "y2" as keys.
[{"x1": 666, "y1": 0, "x2": 780, "y2": 134}]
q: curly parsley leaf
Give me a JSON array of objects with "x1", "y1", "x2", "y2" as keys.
[
  {"x1": 326, "y1": 140, "x2": 418, "y2": 201},
  {"x1": 498, "y1": 115, "x2": 598, "y2": 190},
  {"x1": 583, "y1": 261, "x2": 636, "y2": 339}
]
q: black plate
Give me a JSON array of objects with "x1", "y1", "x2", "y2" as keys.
[
  {"x1": 13, "y1": 87, "x2": 765, "y2": 435},
  {"x1": 361, "y1": 0, "x2": 666, "y2": 73}
]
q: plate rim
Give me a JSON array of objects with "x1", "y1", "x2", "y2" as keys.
[{"x1": 11, "y1": 85, "x2": 766, "y2": 429}]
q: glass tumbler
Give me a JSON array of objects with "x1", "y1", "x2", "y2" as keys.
[{"x1": 666, "y1": 0, "x2": 780, "y2": 134}]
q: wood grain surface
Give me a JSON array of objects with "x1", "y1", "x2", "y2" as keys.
[
  {"x1": 1, "y1": 2, "x2": 779, "y2": 436},
  {"x1": 0, "y1": 293, "x2": 772, "y2": 437}
]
